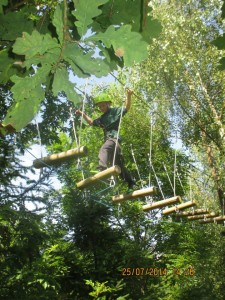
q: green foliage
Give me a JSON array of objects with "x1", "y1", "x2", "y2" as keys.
[
  {"x1": 3, "y1": 66, "x2": 50, "y2": 131},
  {"x1": 0, "y1": 9, "x2": 33, "y2": 40},
  {"x1": 135, "y1": 0, "x2": 225, "y2": 210},
  {"x1": 213, "y1": 0, "x2": 225, "y2": 69},
  {"x1": 73, "y1": 0, "x2": 109, "y2": 38},
  {"x1": 87, "y1": 25, "x2": 148, "y2": 66},
  {"x1": 64, "y1": 42, "x2": 111, "y2": 78},
  {"x1": 0, "y1": 0, "x2": 7, "y2": 14},
  {"x1": 52, "y1": 4, "x2": 64, "y2": 44},
  {"x1": 1, "y1": 1, "x2": 225, "y2": 300},
  {"x1": 12, "y1": 30, "x2": 59, "y2": 60},
  {"x1": 52, "y1": 67, "x2": 81, "y2": 104},
  {"x1": 97, "y1": 0, "x2": 162, "y2": 43},
  {"x1": 0, "y1": 49, "x2": 17, "y2": 84},
  {"x1": 85, "y1": 279, "x2": 129, "y2": 299},
  {"x1": 0, "y1": 0, "x2": 160, "y2": 133}
]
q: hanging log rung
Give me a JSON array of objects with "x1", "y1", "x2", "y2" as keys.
[
  {"x1": 162, "y1": 200, "x2": 197, "y2": 215},
  {"x1": 77, "y1": 165, "x2": 121, "y2": 189},
  {"x1": 187, "y1": 212, "x2": 219, "y2": 220},
  {"x1": 176, "y1": 208, "x2": 209, "y2": 217},
  {"x1": 199, "y1": 216, "x2": 225, "y2": 224},
  {"x1": 214, "y1": 216, "x2": 225, "y2": 223},
  {"x1": 143, "y1": 196, "x2": 181, "y2": 212},
  {"x1": 112, "y1": 187, "x2": 155, "y2": 203},
  {"x1": 33, "y1": 146, "x2": 88, "y2": 169},
  {"x1": 199, "y1": 219, "x2": 215, "y2": 224},
  {"x1": 199, "y1": 215, "x2": 225, "y2": 224}
]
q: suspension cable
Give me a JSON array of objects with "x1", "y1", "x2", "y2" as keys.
[
  {"x1": 78, "y1": 79, "x2": 89, "y2": 147},
  {"x1": 150, "y1": 161, "x2": 165, "y2": 200},
  {"x1": 131, "y1": 144, "x2": 144, "y2": 189},
  {"x1": 70, "y1": 108, "x2": 79, "y2": 146},
  {"x1": 148, "y1": 112, "x2": 154, "y2": 187},
  {"x1": 71, "y1": 79, "x2": 90, "y2": 180},
  {"x1": 163, "y1": 163, "x2": 174, "y2": 194},
  {"x1": 36, "y1": 120, "x2": 43, "y2": 158},
  {"x1": 176, "y1": 171, "x2": 185, "y2": 195},
  {"x1": 112, "y1": 87, "x2": 126, "y2": 167},
  {"x1": 189, "y1": 176, "x2": 193, "y2": 202}
]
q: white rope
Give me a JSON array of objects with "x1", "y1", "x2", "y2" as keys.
[
  {"x1": 112, "y1": 88, "x2": 126, "y2": 166},
  {"x1": 69, "y1": 80, "x2": 89, "y2": 181},
  {"x1": 36, "y1": 120, "x2": 43, "y2": 158},
  {"x1": 35, "y1": 120, "x2": 44, "y2": 178},
  {"x1": 189, "y1": 176, "x2": 193, "y2": 201},
  {"x1": 70, "y1": 112, "x2": 84, "y2": 179},
  {"x1": 163, "y1": 163, "x2": 174, "y2": 193},
  {"x1": 148, "y1": 114, "x2": 153, "y2": 187},
  {"x1": 150, "y1": 161, "x2": 165, "y2": 200},
  {"x1": 70, "y1": 108, "x2": 79, "y2": 146},
  {"x1": 131, "y1": 145, "x2": 144, "y2": 189},
  {"x1": 176, "y1": 171, "x2": 185, "y2": 195},
  {"x1": 78, "y1": 80, "x2": 89, "y2": 147},
  {"x1": 174, "y1": 149, "x2": 177, "y2": 197}
]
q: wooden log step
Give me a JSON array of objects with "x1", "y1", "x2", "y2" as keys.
[
  {"x1": 77, "y1": 165, "x2": 121, "y2": 189},
  {"x1": 214, "y1": 216, "x2": 225, "y2": 224},
  {"x1": 112, "y1": 187, "x2": 155, "y2": 203},
  {"x1": 199, "y1": 215, "x2": 225, "y2": 224},
  {"x1": 33, "y1": 146, "x2": 88, "y2": 169},
  {"x1": 199, "y1": 219, "x2": 215, "y2": 224},
  {"x1": 162, "y1": 200, "x2": 197, "y2": 215},
  {"x1": 175, "y1": 208, "x2": 209, "y2": 217},
  {"x1": 187, "y1": 212, "x2": 219, "y2": 220},
  {"x1": 143, "y1": 196, "x2": 181, "y2": 212}
]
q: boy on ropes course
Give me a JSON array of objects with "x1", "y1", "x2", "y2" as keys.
[{"x1": 75, "y1": 90, "x2": 136, "y2": 190}]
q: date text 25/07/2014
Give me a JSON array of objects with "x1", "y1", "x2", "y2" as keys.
[{"x1": 121, "y1": 267, "x2": 195, "y2": 276}]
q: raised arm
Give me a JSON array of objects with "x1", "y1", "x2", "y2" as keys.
[
  {"x1": 125, "y1": 89, "x2": 133, "y2": 112},
  {"x1": 75, "y1": 110, "x2": 93, "y2": 125}
]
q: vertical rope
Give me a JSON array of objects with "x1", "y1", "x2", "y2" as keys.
[
  {"x1": 150, "y1": 162, "x2": 165, "y2": 200},
  {"x1": 36, "y1": 121, "x2": 43, "y2": 158},
  {"x1": 148, "y1": 114, "x2": 153, "y2": 187},
  {"x1": 189, "y1": 176, "x2": 192, "y2": 201},
  {"x1": 70, "y1": 108, "x2": 79, "y2": 146},
  {"x1": 112, "y1": 88, "x2": 125, "y2": 166},
  {"x1": 174, "y1": 150, "x2": 177, "y2": 197},
  {"x1": 223, "y1": 195, "x2": 225, "y2": 217},
  {"x1": 78, "y1": 80, "x2": 88, "y2": 147},
  {"x1": 70, "y1": 80, "x2": 89, "y2": 181},
  {"x1": 163, "y1": 163, "x2": 174, "y2": 193},
  {"x1": 131, "y1": 144, "x2": 144, "y2": 189},
  {"x1": 176, "y1": 171, "x2": 185, "y2": 195},
  {"x1": 35, "y1": 120, "x2": 45, "y2": 178}
]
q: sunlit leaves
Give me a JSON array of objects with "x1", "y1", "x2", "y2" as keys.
[
  {"x1": 0, "y1": 9, "x2": 33, "y2": 40},
  {"x1": 0, "y1": 0, "x2": 7, "y2": 14},
  {"x1": 3, "y1": 65, "x2": 51, "y2": 131},
  {"x1": 99, "y1": 0, "x2": 162, "y2": 43},
  {"x1": 64, "y1": 42, "x2": 111, "y2": 77},
  {"x1": 0, "y1": 0, "x2": 160, "y2": 132},
  {"x1": 72, "y1": 0, "x2": 109, "y2": 37},
  {"x1": 88, "y1": 25, "x2": 148, "y2": 66},
  {"x1": 3, "y1": 86, "x2": 44, "y2": 131},
  {"x1": 0, "y1": 49, "x2": 17, "y2": 83},
  {"x1": 52, "y1": 67, "x2": 81, "y2": 104},
  {"x1": 52, "y1": 4, "x2": 64, "y2": 44},
  {"x1": 13, "y1": 30, "x2": 60, "y2": 59}
]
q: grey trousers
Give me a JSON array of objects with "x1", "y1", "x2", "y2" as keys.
[{"x1": 98, "y1": 139, "x2": 133, "y2": 184}]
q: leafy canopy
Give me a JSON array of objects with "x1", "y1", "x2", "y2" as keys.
[{"x1": 0, "y1": 0, "x2": 161, "y2": 134}]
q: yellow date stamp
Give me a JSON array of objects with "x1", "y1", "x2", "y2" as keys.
[{"x1": 122, "y1": 267, "x2": 195, "y2": 276}]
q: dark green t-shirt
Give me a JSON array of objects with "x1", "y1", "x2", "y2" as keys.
[{"x1": 93, "y1": 107, "x2": 127, "y2": 141}]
